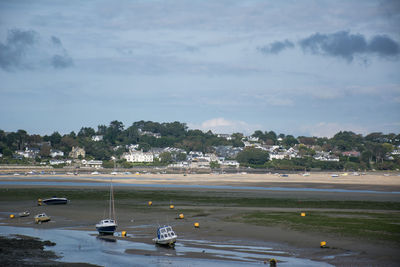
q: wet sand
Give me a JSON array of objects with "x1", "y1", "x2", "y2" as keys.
[{"x1": 0, "y1": 172, "x2": 399, "y2": 266}]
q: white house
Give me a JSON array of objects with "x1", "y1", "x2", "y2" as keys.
[
  {"x1": 50, "y1": 149, "x2": 64, "y2": 158},
  {"x1": 219, "y1": 160, "x2": 240, "y2": 168},
  {"x1": 92, "y1": 135, "x2": 103, "y2": 142},
  {"x1": 269, "y1": 153, "x2": 286, "y2": 160},
  {"x1": 49, "y1": 159, "x2": 72, "y2": 165},
  {"x1": 81, "y1": 159, "x2": 103, "y2": 168},
  {"x1": 217, "y1": 134, "x2": 233, "y2": 140},
  {"x1": 123, "y1": 150, "x2": 154, "y2": 163}
]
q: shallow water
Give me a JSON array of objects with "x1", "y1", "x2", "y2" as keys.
[
  {"x1": 0, "y1": 226, "x2": 333, "y2": 266},
  {"x1": 0, "y1": 180, "x2": 399, "y2": 194}
]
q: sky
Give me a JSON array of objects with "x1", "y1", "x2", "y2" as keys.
[{"x1": 0, "y1": 0, "x2": 399, "y2": 137}]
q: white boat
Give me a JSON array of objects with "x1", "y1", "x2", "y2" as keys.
[
  {"x1": 18, "y1": 211, "x2": 30, "y2": 217},
  {"x1": 152, "y1": 225, "x2": 177, "y2": 247},
  {"x1": 96, "y1": 179, "x2": 117, "y2": 235}
]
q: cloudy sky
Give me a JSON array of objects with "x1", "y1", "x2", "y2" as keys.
[{"x1": 1, "y1": 0, "x2": 399, "y2": 137}]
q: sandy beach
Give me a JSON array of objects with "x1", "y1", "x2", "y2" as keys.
[{"x1": 0, "y1": 172, "x2": 399, "y2": 266}]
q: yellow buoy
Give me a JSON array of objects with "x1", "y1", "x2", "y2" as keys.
[
  {"x1": 269, "y1": 258, "x2": 277, "y2": 266},
  {"x1": 10, "y1": 214, "x2": 15, "y2": 219},
  {"x1": 148, "y1": 201, "x2": 152, "y2": 206},
  {"x1": 170, "y1": 205, "x2": 175, "y2": 209},
  {"x1": 37, "y1": 198, "x2": 42, "y2": 206},
  {"x1": 320, "y1": 241, "x2": 327, "y2": 248},
  {"x1": 301, "y1": 212, "x2": 306, "y2": 217},
  {"x1": 194, "y1": 222, "x2": 200, "y2": 228},
  {"x1": 121, "y1": 231, "x2": 127, "y2": 237},
  {"x1": 178, "y1": 213, "x2": 184, "y2": 219}
]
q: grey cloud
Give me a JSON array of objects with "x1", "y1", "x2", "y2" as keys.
[
  {"x1": 0, "y1": 29, "x2": 38, "y2": 70},
  {"x1": 258, "y1": 40, "x2": 294, "y2": 54},
  {"x1": 368, "y1": 35, "x2": 399, "y2": 57},
  {"x1": 51, "y1": 36, "x2": 62, "y2": 46},
  {"x1": 0, "y1": 28, "x2": 73, "y2": 71},
  {"x1": 52, "y1": 54, "x2": 73, "y2": 68},
  {"x1": 299, "y1": 31, "x2": 399, "y2": 61}
]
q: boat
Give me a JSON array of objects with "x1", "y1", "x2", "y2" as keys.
[
  {"x1": 34, "y1": 213, "x2": 50, "y2": 224},
  {"x1": 39, "y1": 196, "x2": 69, "y2": 205},
  {"x1": 152, "y1": 225, "x2": 177, "y2": 247},
  {"x1": 96, "y1": 179, "x2": 117, "y2": 235},
  {"x1": 18, "y1": 211, "x2": 30, "y2": 217}
]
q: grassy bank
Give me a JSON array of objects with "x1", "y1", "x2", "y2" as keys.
[
  {"x1": 1, "y1": 188, "x2": 400, "y2": 210},
  {"x1": 228, "y1": 211, "x2": 400, "y2": 243}
]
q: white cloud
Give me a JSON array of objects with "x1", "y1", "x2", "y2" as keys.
[
  {"x1": 189, "y1": 118, "x2": 261, "y2": 135},
  {"x1": 302, "y1": 122, "x2": 369, "y2": 138}
]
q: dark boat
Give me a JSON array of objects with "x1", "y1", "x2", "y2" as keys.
[{"x1": 39, "y1": 196, "x2": 69, "y2": 205}]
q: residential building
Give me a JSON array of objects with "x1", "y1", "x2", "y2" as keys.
[
  {"x1": 217, "y1": 134, "x2": 233, "y2": 140},
  {"x1": 122, "y1": 150, "x2": 154, "y2": 163},
  {"x1": 219, "y1": 160, "x2": 240, "y2": 168},
  {"x1": 50, "y1": 149, "x2": 64, "y2": 158},
  {"x1": 342, "y1": 151, "x2": 361, "y2": 157},
  {"x1": 92, "y1": 135, "x2": 103, "y2": 142},
  {"x1": 81, "y1": 159, "x2": 103, "y2": 168},
  {"x1": 69, "y1": 147, "x2": 85, "y2": 159}
]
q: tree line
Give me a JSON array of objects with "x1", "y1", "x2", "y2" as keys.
[{"x1": 0, "y1": 120, "x2": 399, "y2": 170}]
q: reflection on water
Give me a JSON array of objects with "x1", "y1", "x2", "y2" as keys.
[
  {"x1": 0, "y1": 180, "x2": 398, "y2": 194},
  {"x1": 0, "y1": 226, "x2": 333, "y2": 266}
]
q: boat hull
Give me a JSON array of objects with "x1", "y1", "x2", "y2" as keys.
[
  {"x1": 153, "y1": 237, "x2": 177, "y2": 245},
  {"x1": 96, "y1": 225, "x2": 117, "y2": 235},
  {"x1": 43, "y1": 198, "x2": 69, "y2": 205}
]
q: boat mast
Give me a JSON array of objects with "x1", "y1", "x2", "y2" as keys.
[
  {"x1": 110, "y1": 178, "x2": 116, "y2": 222},
  {"x1": 109, "y1": 178, "x2": 112, "y2": 219}
]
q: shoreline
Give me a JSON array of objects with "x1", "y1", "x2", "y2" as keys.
[{"x1": 1, "y1": 172, "x2": 400, "y2": 192}]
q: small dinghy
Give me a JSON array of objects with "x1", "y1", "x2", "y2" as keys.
[
  {"x1": 18, "y1": 211, "x2": 30, "y2": 217},
  {"x1": 153, "y1": 225, "x2": 177, "y2": 247}
]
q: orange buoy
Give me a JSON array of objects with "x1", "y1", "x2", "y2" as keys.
[
  {"x1": 194, "y1": 222, "x2": 200, "y2": 228},
  {"x1": 10, "y1": 214, "x2": 15, "y2": 219},
  {"x1": 301, "y1": 212, "x2": 306, "y2": 217},
  {"x1": 170, "y1": 205, "x2": 174, "y2": 209},
  {"x1": 121, "y1": 231, "x2": 127, "y2": 237},
  {"x1": 320, "y1": 241, "x2": 327, "y2": 248},
  {"x1": 178, "y1": 213, "x2": 184, "y2": 219}
]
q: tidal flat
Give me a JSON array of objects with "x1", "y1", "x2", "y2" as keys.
[{"x1": 0, "y1": 175, "x2": 399, "y2": 266}]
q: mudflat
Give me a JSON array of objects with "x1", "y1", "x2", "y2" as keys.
[{"x1": 0, "y1": 172, "x2": 399, "y2": 266}]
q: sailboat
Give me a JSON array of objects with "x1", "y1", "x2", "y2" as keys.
[{"x1": 96, "y1": 178, "x2": 117, "y2": 235}]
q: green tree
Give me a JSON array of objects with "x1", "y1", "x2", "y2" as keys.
[
  {"x1": 236, "y1": 148, "x2": 269, "y2": 165},
  {"x1": 176, "y1": 152, "x2": 187, "y2": 161},
  {"x1": 78, "y1": 127, "x2": 95, "y2": 138},
  {"x1": 210, "y1": 161, "x2": 220, "y2": 169},
  {"x1": 160, "y1": 152, "x2": 173, "y2": 164},
  {"x1": 282, "y1": 135, "x2": 298, "y2": 148}
]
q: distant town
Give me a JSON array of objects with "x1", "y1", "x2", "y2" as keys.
[{"x1": 1, "y1": 120, "x2": 399, "y2": 172}]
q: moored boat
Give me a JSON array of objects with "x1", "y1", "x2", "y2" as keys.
[
  {"x1": 39, "y1": 196, "x2": 69, "y2": 205},
  {"x1": 96, "y1": 179, "x2": 117, "y2": 235},
  {"x1": 18, "y1": 211, "x2": 30, "y2": 217},
  {"x1": 34, "y1": 213, "x2": 50, "y2": 224},
  {"x1": 152, "y1": 225, "x2": 177, "y2": 247}
]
